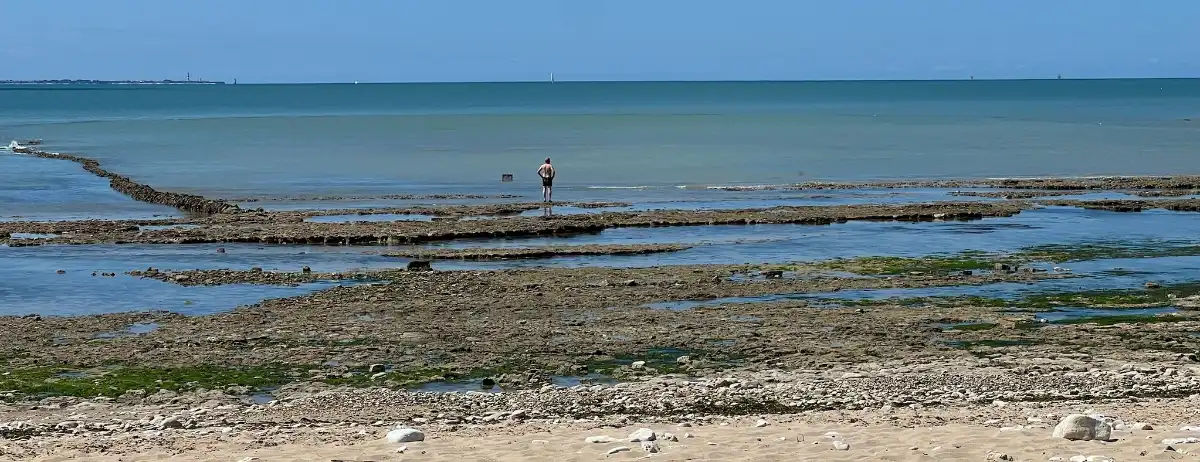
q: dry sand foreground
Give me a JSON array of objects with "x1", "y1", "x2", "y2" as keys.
[{"x1": 23, "y1": 413, "x2": 1200, "y2": 462}]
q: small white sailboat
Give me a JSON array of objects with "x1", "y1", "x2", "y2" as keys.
[{"x1": 549, "y1": 72, "x2": 555, "y2": 84}]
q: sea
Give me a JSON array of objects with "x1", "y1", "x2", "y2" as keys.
[
  {"x1": 3, "y1": 79, "x2": 1200, "y2": 219},
  {"x1": 5, "y1": 80, "x2": 1200, "y2": 317}
]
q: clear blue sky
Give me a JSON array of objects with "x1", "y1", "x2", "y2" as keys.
[{"x1": 3, "y1": 0, "x2": 1197, "y2": 83}]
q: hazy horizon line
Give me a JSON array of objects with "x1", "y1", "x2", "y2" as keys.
[{"x1": 3, "y1": 76, "x2": 1199, "y2": 86}]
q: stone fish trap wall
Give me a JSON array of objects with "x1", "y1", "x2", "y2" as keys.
[{"x1": 15, "y1": 146, "x2": 240, "y2": 215}]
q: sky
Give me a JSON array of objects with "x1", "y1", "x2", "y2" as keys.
[{"x1": 2, "y1": 0, "x2": 1198, "y2": 83}]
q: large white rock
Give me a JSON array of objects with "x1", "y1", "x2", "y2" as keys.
[
  {"x1": 628, "y1": 428, "x2": 656, "y2": 442},
  {"x1": 1052, "y1": 414, "x2": 1112, "y2": 441},
  {"x1": 386, "y1": 428, "x2": 425, "y2": 443}
]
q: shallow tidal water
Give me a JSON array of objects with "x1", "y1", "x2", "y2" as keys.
[{"x1": 4, "y1": 80, "x2": 1200, "y2": 318}]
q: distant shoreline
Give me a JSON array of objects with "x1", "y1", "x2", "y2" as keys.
[{"x1": 0, "y1": 79, "x2": 225, "y2": 85}]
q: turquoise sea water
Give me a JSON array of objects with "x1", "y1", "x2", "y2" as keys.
[
  {"x1": 2, "y1": 79, "x2": 1199, "y2": 208},
  {"x1": 4, "y1": 80, "x2": 1200, "y2": 317}
]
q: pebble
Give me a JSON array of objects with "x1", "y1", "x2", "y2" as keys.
[
  {"x1": 385, "y1": 428, "x2": 425, "y2": 443},
  {"x1": 628, "y1": 428, "x2": 656, "y2": 442},
  {"x1": 606, "y1": 446, "x2": 631, "y2": 455},
  {"x1": 586, "y1": 436, "x2": 615, "y2": 444},
  {"x1": 832, "y1": 440, "x2": 850, "y2": 450}
]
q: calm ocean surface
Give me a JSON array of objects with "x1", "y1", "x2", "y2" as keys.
[{"x1": 2, "y1": 79, "x2": 1200, "y2": 211}]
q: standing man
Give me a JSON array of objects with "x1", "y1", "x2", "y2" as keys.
[{"x1": 537, "y1": 157, "x2": 555, "y2": 202}]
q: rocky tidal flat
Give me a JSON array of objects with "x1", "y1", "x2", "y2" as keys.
[{"x1": 8, "y1": 147, "x2": 1200, "y2": 459}]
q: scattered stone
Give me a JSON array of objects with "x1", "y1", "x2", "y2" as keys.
[
  {"x1": 641, "y1": 441, "x2": 660, "y2": 453},
  {"x1": 628, "y1": 428, "x2": 656, "y2": 442},
  {"x1": 607, "y1": 446, "x2": 631, "y2": 455},
  {"x1": 683, "y1": 433, "x2": 694, "y2": 439},
  {"x1": 986, "y1": 452, "x2": 1014, "y2": 461},
  {"x1": 661, "y1": 432, "x2": 678, "y2": 442},
  {"x1": 755, "y1": 419, "x2": 769, "y2": 428},
  {"x1": 832, "y1": 440, "x2": 850, "y2": 450},
  {"x1": 368, "y1": 364, "x2": 386, "y2": 373},
  {"x1": 1133, "y1": 422, "x2": 1153, "y2": 430},
  {"x1": 385, "y1": 428, "x2": 425, "y2": 443},
  {"x1": 630, "y1": 361, "x2": 646, "y2": 370},
  {"x1": 1052, "y1": 414, "x2": 1112, "y2": 441},
  {"x1": 301, "y1": 265, "x2": 312, "y2": 273},
  {"x1": 158, "y1": 416, "x2": 183, "y2": 429},
  {"x1": 586, "y1": 436, "x2": 615, "y2": 444},
  {"x1": 407, "y1": 261, "x2": 432, "y2": 272}
]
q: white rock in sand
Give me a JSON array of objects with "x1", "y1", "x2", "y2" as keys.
[
  {"x1": 1052, "y1": 414, "x2": 1112, "y2": 441},
  {"x1": 832, "y1": 440, "x2": 850, "y2": 450},
  {"x1": 586, "y1": 436, "x2": 615, "y2": 444},
  {"x1": 607, "y1": 446, "x2": 631, "y2": 455},
  {"x1": 628, "y1": 428, "x2": 656, "y2": 442},
  {"x1": 386, "y1": 428, "x2": 425, "y2": 443},
  {"x1": 641, "y1": 441, "x2": 660, "y2": 453},
  {"x1": 661, "y1": 432, "x2": 678, "y2": 442},
  {"x1": 755, "y1": 419, "x2": 769, "y2": 428},
  {"x1": 1163, "y1": 437, "x2": 1200, "y2": 445},
  {"x1": 986, "y1": 452, "x2": 1014, "y2": 461}
]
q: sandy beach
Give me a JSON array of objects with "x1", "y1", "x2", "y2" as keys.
[{"x1": 19, "y1": 399, "x2": 1200, "y2": 461}]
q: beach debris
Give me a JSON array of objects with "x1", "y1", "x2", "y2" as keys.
[
  {"x1": 754, "y1": 419, "x2": 769, "y2": 428},
  {"x1": 832, "y1": 440, "x2": 850, "y2": 450},
  {"x1": 586, "y1": 436, "x2": 615, "y2": 443},
  {"x1": 1068, "y1": 456, "x2": 1114, "y2": 462},
  {"x1": 1052, "y1": 414, "x2": 1112, "y2": 441},
  {"x1": 628, "y1": 428, "x2": 656, "y2": 442},
  {"x1": 385, "y1": 427, "x2": 425, "y2": 443},
  {"x1": 407, "y1": 260, "x2": 432, "y2": 272},
  {"x1": 606, "y1": 446, "x2": 631, "y2": 455}
]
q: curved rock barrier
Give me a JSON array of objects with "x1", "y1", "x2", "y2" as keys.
[
  {"x1": 14, "y1": 147, "x2": 240, "y2": 215},
  {"x1": 1038, "y1": 199, "x2": 1200, "y2": 213},
  {"x1": 713, "y1": 176, "x2": 1200, "y2": 192},
  {"x1": 13, "y1": 201, "x2": 1032, "y2": 246},
  {"x1": 126, "y1": 268, "x2": 388, "y2": 286},
  {"x1": 385, "y1": 244, "x2": 693, "y2": 261},
  {"x1": 227, "y1": 193, "x2": 524, "y2": 203}
]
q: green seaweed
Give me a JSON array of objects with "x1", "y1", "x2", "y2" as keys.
[
  {"x1": 0, "y1": 365, "x2": 294, "y2": 400},
  {"x1": 1051, "y1": 314, "x2": 1189, "y2": 326},
  {"x1": 815, "y1": 255, "x2": 999, "y2": 275},
  {"x1": 1016, "y1": 241, "x2": 1200, "y2": 263},
  {"x1": 946, "y1": 323, "x2": 998, "y2": 331}
]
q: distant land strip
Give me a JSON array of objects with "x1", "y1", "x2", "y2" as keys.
[{"x1": 0, "y1": 79, "x2": 224, "y2": 85}]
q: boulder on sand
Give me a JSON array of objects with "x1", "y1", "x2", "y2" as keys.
[{"x1": 1052, "y1": 414, "x2": 1112, "y2": 441}]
